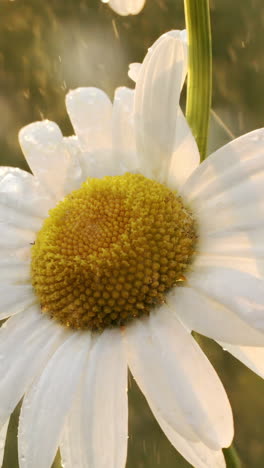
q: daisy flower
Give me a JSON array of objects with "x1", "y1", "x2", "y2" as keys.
[
  {"x1": 1, "y1": 30, "x2": 264, "y2": 468},
  {"x1": 102, "y1": 0, "x2": 146, "y2": 16}
]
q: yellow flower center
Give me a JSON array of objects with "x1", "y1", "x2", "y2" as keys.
[{"x1": 31, "y1": 173, "x2": 197, "y2": 331}]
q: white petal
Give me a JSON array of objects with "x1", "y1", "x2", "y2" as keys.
[
  {"x1": 128, "y1": 62, "x2": 141, "y2": 82},
  {"x1": 60, "y1": 383, "x2": 87, "y2": 468},
  {"x1": 0, "y1": 223, "x2": 35, "y2": 249},
  {"x1": 125, "y1": 307, "x2": 233, "y2": 449},
  {"x1": 112, "y1": 87, "x2": 139, "y2": 172},
  {"x1": 134, "y1": 31, "x2": 188, "y2": 182},
  {"x1": 0, "y1": 166, "x2": 52, "y2": 220},
  {"x1": 66, "y1": 87, "x2": 112, "y2": 153},
  {"x1": 198, "y1": 230, "x2": 264, "y2": 259},
  {"x1": 168, "y1": 286, "x2": 264, "y2": 346},
  {"x1": 0, "y1": 306, "x2": 66, "y2": 430},
  {"x1": 61, "y1": 329, "x2": 128, "y2": 468},
  {"x1": 219, "y1": 343, "x2": 264, "y2": 379},
  {"x1": 183, "y1": 129, "x2": 264, "y2": 237},
  {"x1": 18, "y1": 331, "x2": 90, "y2": 468},
  {"x1": 0, "y1": 208, "x2": 42, "y2": 234},
  {"x1": 182, "y1": 128, "x2": 264, "y2": 204},
  {"x1": 0, "y1": 167, "x2": 53, "y2": 238},
  {"x1": 19, "y1": 121, "x2": 83, "y2": 201},
  {"x1": 0, "y1": 284, "x2": 36, "y2": 319},
  {"x1": 107, "y1": 0, "x2": 146, "y2": 15},
  {"x1": 0, "y1": 167, "x2": 44, "y2": 233},
  {"x1": 188, "y1": 266, "x2": 264, "y2": 333},
  {"x1": 0, "y1": 419, "x2": 9, "y2": 467},
  {"x1": 128, "y1": 31, "x2": 187, "y2": 83},
  {"x1": 157, "y1": 415, "x2": 226, "y2": 468},
  {"x1": 194, "y1": 254, "x2": 264, "y2": 280},
  {"x1": 66, "y1": 88, "x2": 117, "y2": 178},
  {"x1": 166, "y1": 109, "x2": 200, "y2": 190}
]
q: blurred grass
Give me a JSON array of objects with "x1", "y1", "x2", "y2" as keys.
[{"x1": 0, "y1": 0, "x2": 264, "y2": 466}]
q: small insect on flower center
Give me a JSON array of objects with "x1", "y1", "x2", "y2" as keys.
[{"x1": 31, "y1": 173, "x2": 197, "y2": 331}]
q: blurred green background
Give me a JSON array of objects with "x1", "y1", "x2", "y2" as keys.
[{"x1": 0, "y1": 0, "x2": 264, "y2": 466}]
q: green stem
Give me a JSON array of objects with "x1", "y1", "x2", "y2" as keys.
[
  {"x1": 223, "y1": 446, "x2": 242, "y2": 468},
  {"x1": 183, "y1": 0, "x2": 212, "y2": 160},
  {"x1": 184, "y1": 6, "x2": 242, "y2": 466}
]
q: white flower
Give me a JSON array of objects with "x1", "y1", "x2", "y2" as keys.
[
  {"x1": 102, "y1": 0, "x2": 146, "y2": 16},
  {"x1": 1, "y1": 30, "x2": 264, "y2": 468}
]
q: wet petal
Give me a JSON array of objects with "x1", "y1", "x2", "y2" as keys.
[
  {"x1": 0, "y1": 306, "x2": 66, "y2": 430},
  {"x1": 182, "y1": 128, "x2": 264, "y2": 241},
  {"x1": 0, "y1": 284, "x2": 36, "y2": 320},
  {"x1": 112, "y1": 87, "x2": 138, "y2": 172},
  {"x1": 193, "y1": 254, "x2": 264, "y2": 280},
  {"x1": 66, "y1": 87, "x2": 112, "y2": 153},
  {"x1": 107, "y1": 0, "x2": 146, "y2": 15},
  {"x1": 18, "y1": 331, "x2": 90, "y2": 468},
  {"x1": 128, "y1": 62, "x2": 141, "y2": 82},
  {"x1": 0, "y1": 224, "x2": 35, "y2": 250},
  {"x1": 182, "y1": 128, "x2": 264, "y2": 206},
  {"x1": 19, "y1": 121, "x2": 82, "y2": 201},
  {"x1": 134, "y1": 31, "x2": 188, "y2": 182},
  {"x1": 188, "y1": 266, "x2": 264, "y2": 333},
  {"x1": 125, "y1": 307, "x2": 233, "y2": 449},
  {"x1": 168, "y1": 286, "x2": 264, "y2": 346},
  {"x1": 61, "y1": 329, "x2": 128, "y2": 468},
  {"x1": 0, "y1": 418, "x2": 9, "y2": 466},
  {"x1": 198, "y1": 230, "x2": 264, "y2": 260},
  {"x1": 157, "y1": 415, "x2": 226, "y2": 468},
  {"x1": 0, "y1": 166, "x2": 52, "y2": 221},
  {"x1": 219, "y1": 343, "x2": 264, "y2": 379},
  {"x1": 166, "y1": 108, "x2": 200, "y2": 190}
]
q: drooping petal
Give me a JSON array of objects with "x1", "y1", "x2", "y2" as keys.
[
  {"x1": 157, "y1": 414, "x2": 226, "y2": 468},
  {"x1": 188, "y1": 266, "x2": 264, "y2": 333},
  {"x1": 19, "y1": 121, "x2": 83, "y2": 201},
  {"x1": 219, "y1": 343, "x2": 264, "y2": 379},
  {"x1": 125, "y1": 307, "x2": 233, "y2": 450},
  {"x1": 18, "y1": 331, "x2": 91, "y2": 468},
  {"x1": 0, "y1": 284, "x2": 36, "y2": 320},
  {"x1": 0, "y1": 306, "x2": 67, "y2": 430},
  {"x1": 107, "y1": 0, "x2": 146, "y2": 15},
  {"x1": 0, "y1": 418, "x2": 9, "y2": 467},
  {"x1": 134, "y1": 31, "x2": 188, "y2": 183},
  {"x1": 168, "y1": 286, "x2": 264, "y2": 346},
  {"x1": 112, "y1": 87, "x2": 139, "y2": 172},
  {"x1": 61, "y1": 329, "x2": 128, "y2": 468}
]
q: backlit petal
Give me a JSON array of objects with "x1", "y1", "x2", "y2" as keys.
[
  {"x1": 0, "y1": 307, "x2": 66, "y2": 430},
  {"x1": 61, "y1": 329, "x2": 128, "y2": 468},
  {"x1": 18, "y1": 331, "x2": 90, "y2": 468},
  {"x1": 168, "y1": 286, "x2": 264, "y2": 346},
  {"x1": 134, "y1": 31, "x2": 188, "y2": 182},
  {"x1": 19, "y1": 121, "x2": 82, "y2": 201},
  {"x1": 125, "y1": 307, "x2": 233, "y2": 449}
]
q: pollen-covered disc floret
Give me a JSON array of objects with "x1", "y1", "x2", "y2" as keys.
[{"x1": 31, "y1": 173, "x2": 197, "y2": 331}]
